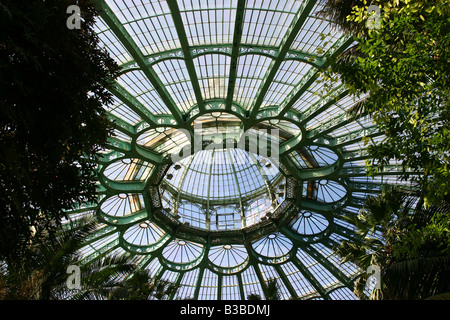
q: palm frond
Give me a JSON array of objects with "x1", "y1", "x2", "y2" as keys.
[
  {"x1": 383, "y1": 256, "x2": 450, "y2": 299},
  {"x1": 68, "y1": 253, "x2": 138, "y2": 300},
  {"x1": 33, "y1": 217, "x2": 98, "y2": 267},
  {"x1": 425, "y1": 292, "x2": 450, "y2": 300},
  {"x1": 346, "y1": 96, "x2": 371, "y2": 119},
  {"x1": 265, "y1": 279, "x2": 281, "y2": 300}
]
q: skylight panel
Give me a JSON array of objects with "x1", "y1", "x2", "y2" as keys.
[
  {"x1": 258, "y1": 264, "x2": 291, "y2": 299},
  {"x1": 262, "y1": 81, "x2": 294, "y2": 107},
  {"x1": 305, "y1": 101, "x2": 347, "y2": 131},
  {"x1": 242, "y1": 0, "x2": 299, "y2": 47},
  {"x1": 280, "y1": 262, "x2": 318, "y2": 297},
  {"x1": 179, "y1": 0, "x2": 237, "y2": 46},
  {"x1": 241, "y1": 266, "x2": 265, "y2": 298},
  {"x1": 193, "y1": 54, "x2": 230, "y2": 101},
  {"x1": 234, "y1": 54, "x2": 272, "y2": 109},
  {"x1": 221, "y1": 276, "x2": 241, "y2": 299},
  {"x1": 328, "y1": 287, "x2": 359, "y2": 300},
  {"x1": 106, "y1": 0, "x2": 180, "y2": 54},
  {"x1": 176, "y1": 269, "x2": 199, "y2": 300},
  {"x1": 107, "y1": 96, "x2": 143, "y2": 124},
  {"x1": 116, "y1": 70, "x2": 169, "y2": 114},
  {"x1": 162, "y1": 239, "x2": 203, "y2": 264},
  {"x1": 199, "y1": 269, "x2": 219, "y2": 300},
  {"x1": 275, "y1": 60, "x2": 313, "y2": 85},
  {"x1": 143, "y1": 256, "x2": 163, "y2": 278},
  {"x1": 123, "y1": 220, "x2": 166, "y2": 246},
  {"x1": 95, "y1": 18, "x2": 132, "y2": 65},
  {"x1": 152, "y1": 59, "x2": 197, "y2": 112},
  {"x1": 291, "y1": 89, "x2": 320, "y2": 113},
  {"x1": 125, "y1": 14, "x2": 180, "y2": 54}
]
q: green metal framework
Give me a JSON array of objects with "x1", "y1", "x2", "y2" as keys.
[{"x1": 63, "y1": 0, "x2": 420, "y2": 300}]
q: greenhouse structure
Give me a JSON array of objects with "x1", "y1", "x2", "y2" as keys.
[{"x1": 2, "y1": 0, "x2": 448, "y2": 303}]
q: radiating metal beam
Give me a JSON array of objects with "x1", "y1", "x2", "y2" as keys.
[
  {"x1": 274, "y1": 264, "x2": 299, "y2": 299},
  {"x1": 291, "y1": 254, "x2": 329, "y2": 299},
  {"x1": 226, "y1": 0, "x2": 247, "y2": 110},
  {"x1": 277, "y1": 35, "x2": 354, "y2": 116},
  {"x1": 166, "y1": 0, "x2": 205, "y2": 112},
  {"x1": 93, "y1": 0, "x2": 186, "y2": 128},
  {"x1": 107, "y1": 113, "x2": 136, "y2": 137},
  {"x1": 247, "y1": 0, "x2": 318, "y2": 122},
  {"x1": 302, "y1": 245, "x2": 354, "y2": 290},
  {"x1": 226, "y1": 148, "x2": 246, "y2": 227},
  {"x1": 108, "y1": 82, "x2": 157, "y2": 127}
]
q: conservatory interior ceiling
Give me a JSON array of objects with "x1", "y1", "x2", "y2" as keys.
[{"x1": 65, "y1": 0, "x2": 415, "y2": 300}]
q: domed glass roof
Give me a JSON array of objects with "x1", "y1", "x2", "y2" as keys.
[{"x1": 64, "y1": 0, "x2": 416, "y2": 300}]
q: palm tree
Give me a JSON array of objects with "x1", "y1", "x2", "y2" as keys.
[
  {"x1": 265, "y1": 279, "x2": 281, "y2": 300},
  {"x1": 247, "y1": 293, "x2": 262, "y2": 300},
  {"x1": 65, "y1": 254, "x2": 138, "y2": 300},
  {"x1": 247, "y1": 279, "x2": 280, "y2": 300},
  {"x1": 0, "y1": 217, "x2": 136, "y2": 300},
  {"x1": 335, "y1": 186, "x2": 450, "y2": 299},
  {"x1": 104, "y1": 268, "x2": 179, "y2": 300},
  {"x1": 0, "y1": 217, "x2": 179, "y2": 300}
]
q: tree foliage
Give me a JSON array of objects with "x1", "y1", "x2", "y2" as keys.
[
  {"x1": 0, "y1": 0, "x2": 120, "y2": 261},
  {"x1": 321, "y1": 0, "x2": 450, "y2": 205},
  {"x1": 335, "y1": 186, "x2": 450, "y2": 299},
  {"x1": 0, "y1": 218, "x2": 178, "y2": 300}
]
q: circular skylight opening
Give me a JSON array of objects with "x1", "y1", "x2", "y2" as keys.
[
  {"x1": 162, "y1": 148, "x2": 281, "y2": 202},
  {"x1": 139, "y1": 221, "x2": 149, "y2": 229},
  {"x1": 159, "y1": 147, "x2": 284, "y2": 231}
]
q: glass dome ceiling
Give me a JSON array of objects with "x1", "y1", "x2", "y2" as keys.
[{"x1": 64, "y1": 0, "x2": 418, "y2": 300}]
